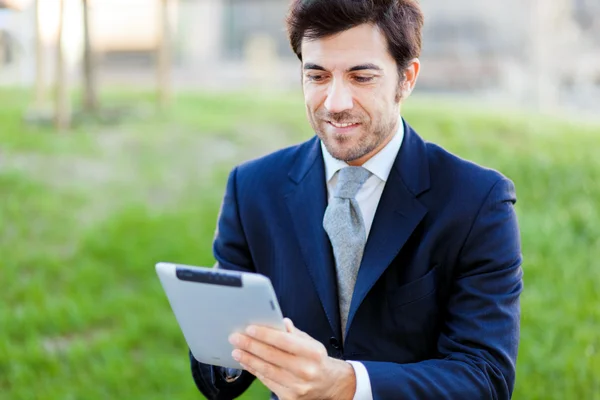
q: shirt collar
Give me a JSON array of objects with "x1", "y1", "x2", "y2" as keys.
[{"x1": 321, "y1": 117, "x2": 404, "y2": 183}]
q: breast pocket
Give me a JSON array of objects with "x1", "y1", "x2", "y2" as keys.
[
  {"x1": 388, "y1": 265, "x2": 439, "y2": 308},
  {"x1": 386, "y1": 265, "x2": 441, "y2": 359}
]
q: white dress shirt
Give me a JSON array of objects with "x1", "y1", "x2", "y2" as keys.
[{"x1": 320, "y1": 118, "x2": 405, "y2": 400}]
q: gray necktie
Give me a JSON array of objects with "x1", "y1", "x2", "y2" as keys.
[{"x1": 323, "y1": 166, "x2": 372, "y2": 340}]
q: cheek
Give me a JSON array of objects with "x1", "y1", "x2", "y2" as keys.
[
  {"x1": 353, "y1": 89, "x2": 384, "y2": 118},
  {"x1": 366, "y1": 87, "x2": 397, "y2": 116},
  {"x1": 303, "y1": 86, "x2": 326, "y2": 113}
]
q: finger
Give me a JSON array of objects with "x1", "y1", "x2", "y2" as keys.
[
  {"x1": 284, "y1": 318, "x2": 295, "y2": 334},
  {"x1": 238, "y1": 330, "x2": 327, "y2": 377},
  {"x1": 233, "y1": 334, "x2": 323, "y2": 380},
  {"x1": 235, "y1": 349, "x2": 298, "y2": 388},
  {"x1": 291, "y1": 325, "x2": 311, "y2": 339},
  {"x1": 259, "y1": 374, "x2": 295, "y2": 400},
  {"x1": 283, "y1": 319, "x2": 312, "y2": 341},
  {"x1": 267, "y1": 321, "x2": 323, "y2": 356},
  {"x1": 245, "y1": 325, "x2": 309, "y2": 356},
  {"x1": 231, "y1": 333, "x2": 298, "y2": 371},
  {"x1": 240, "y1": 362, "x2": 293, "y2": 400}
]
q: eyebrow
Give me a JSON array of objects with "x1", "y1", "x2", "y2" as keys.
[
  {"x1": 347, "y1": 63, "x2": 382, "y2": 72},
  {"x1": 303, "y1": 63, "x2": 383, "y2": 72},
  {"x1": 303, "y1": 63, "x2": 327, "y2": 71}
]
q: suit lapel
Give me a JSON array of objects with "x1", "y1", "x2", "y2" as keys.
[
  {"x1": 346, "y1": 121, "x2": 431, "y2": 337},
  {"x1": 284, "y1": 138, "x2": 341, "y2": 338}
]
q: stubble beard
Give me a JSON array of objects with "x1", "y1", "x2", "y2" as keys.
[
  {"x1": 312, "y1": 113, "x2": 397, "y2": 163},
  {"x1": 308, "y1": 84, "x2": 403, "y2": 163}
]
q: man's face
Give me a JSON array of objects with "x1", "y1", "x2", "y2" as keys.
[{"x1": 301, "y1": 23, "x2": 402, "y2": 165}]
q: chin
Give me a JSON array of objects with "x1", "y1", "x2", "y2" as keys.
[{"x1": 325, "y1": 144, "x2": 357, "y2": 162}]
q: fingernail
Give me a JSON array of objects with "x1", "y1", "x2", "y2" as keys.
[
  {"x1": 228, "y1": 334, "x2": 239, "y2": 346},
  {"x1": 246, "y1": 326, "x2": 257, "y2": 336},
  {"x1": 232, "y1": 349, "x2": 241, "y2": 361}
]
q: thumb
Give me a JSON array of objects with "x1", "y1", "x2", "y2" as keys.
[
  {"x1": 283, "y1": 318, "x2": 295, "y2": 333},
  {"x1": 284, "y1": 318, "x2": 311, "y2": 339}
]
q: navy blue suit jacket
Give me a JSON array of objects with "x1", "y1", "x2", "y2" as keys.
[{"x1": 191, "y1": 119, "x2": 523, "y2": 399}]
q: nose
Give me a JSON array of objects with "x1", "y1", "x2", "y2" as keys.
[{"x1": 324, "y1": 78, "x2": 353, "y2": 114}]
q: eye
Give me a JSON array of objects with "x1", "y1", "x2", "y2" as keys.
[
  {"x1": 353, "y1": 76, "x2": 374, "y2": 83},
  {"x1": 306, "y1": 74, "x2": 326, "y2": 82}
]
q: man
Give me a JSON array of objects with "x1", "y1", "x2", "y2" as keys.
[{"x1": 190, "y1": 0, "x2": 523, "y2": 399}]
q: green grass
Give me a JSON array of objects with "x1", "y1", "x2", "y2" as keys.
[{"x1": 1, "y1": 87, "x2": 599, "y2": 399}]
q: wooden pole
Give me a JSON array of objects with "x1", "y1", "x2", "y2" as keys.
[
  {"x1": 82, "y1": 0, "x2": 98, "y2": 113},
  {"x1": 55, "y1": 0, "x2": 70, "y2": 130},
  {"x1": 0, "y1": 27, "x2": 4, "y2": 66},
  {"x1": 33, "y1": 0, "x2": 45, "y2": 109},
  {"x1": 531, "y1": 0, "x2": 563, "y2": 111},
  {"x1": 157, "y1": 0, "x2": 171, "y2": 108}
]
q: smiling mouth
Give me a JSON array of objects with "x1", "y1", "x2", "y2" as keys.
[{"x1": 328, "y1": 121, "x2": 360, "y2": 128}]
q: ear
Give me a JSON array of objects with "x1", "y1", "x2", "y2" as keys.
[{"x1": 400, "y1": 58, "x2": 421, "y2": 99}]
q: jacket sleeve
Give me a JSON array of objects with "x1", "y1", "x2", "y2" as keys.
[
  {"x1": 190, "y1": 166, "x2": 257, "y2": 399},
  {"x1": 363, "y1": 177, "x2": 523, "y2": 399}
]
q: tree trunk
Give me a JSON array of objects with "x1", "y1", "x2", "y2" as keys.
[
  {"x1": 157, "y1": 0, "x2": 171, "y2": 108},
  {"x1": 34, "y1": 0, "x2": 45, "y2": 109},
  {"x1": 82, "y1": 0, "x2": 98, "y2": 113},
  {"x1": 55, "y1": 0, "x2": 70, "y2": 130}
]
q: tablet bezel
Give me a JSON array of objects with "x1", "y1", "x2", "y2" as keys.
[{"x1": 156, "y1": 262, "x2": 285, "y2": 369}]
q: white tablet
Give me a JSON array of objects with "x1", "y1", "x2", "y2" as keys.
[{"x1": 155, "y1": 262, "x2": 285, "y2": 369}]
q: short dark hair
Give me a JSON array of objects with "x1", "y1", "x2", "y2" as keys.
[{"x1": 286, "y1": 0, "x2": 424, "y2": 74}]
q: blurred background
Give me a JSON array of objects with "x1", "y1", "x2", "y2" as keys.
[{"x1": 0, "y1": 0, "x2": 599, "y2": 399}]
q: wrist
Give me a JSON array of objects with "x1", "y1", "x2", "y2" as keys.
[{"x1": 327, "y1": 358, "x2": 356, "y2": 400}]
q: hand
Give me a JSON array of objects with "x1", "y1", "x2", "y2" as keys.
[{"x1": 229, "y1": 318, "x2": 356, "y2": 400}]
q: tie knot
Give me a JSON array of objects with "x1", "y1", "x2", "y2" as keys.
[{"x1": 334, "y1": 166, "x2": 371, "y2": 199}]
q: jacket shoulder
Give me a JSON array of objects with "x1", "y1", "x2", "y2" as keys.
[
  {"x1": 425, "y1": 141, "x2": 512, "y2": 194},
  {"x1": 233, "y1": 136, "x2": 317, "y2": 187}
]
